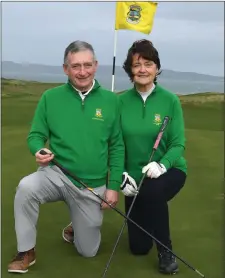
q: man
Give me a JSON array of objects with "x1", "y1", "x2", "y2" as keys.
[{"x1": 8, "y1": 40, "x2": 124, "y2": 273}]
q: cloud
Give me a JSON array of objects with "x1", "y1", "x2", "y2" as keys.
[
  {"x1": 2, "y1": 1, "x2": 224, "y2": 76},
  {"x1": 156, "y1": 2, "x2": 224, "y2": 23}
]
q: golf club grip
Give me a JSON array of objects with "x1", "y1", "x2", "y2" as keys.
[{"x1": 153, "y1": 116, "x2": 170, "y2": 150}]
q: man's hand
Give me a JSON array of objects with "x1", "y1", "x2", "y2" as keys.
[
  {"x1": 120, "y1": 172, "x2": 138, "y2": 197},
  {"x1": 35, "y1": 148, "x2": 54, "y2": 167},
  {"x1": 101, "y1": 189, "x2": 119, "y2": 210},
  {"x1": 142, "y1": 161, "x2": 167, "y2": 179}
]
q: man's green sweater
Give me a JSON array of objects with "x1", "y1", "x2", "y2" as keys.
[
  {"x1": 118, "y1": 84, "x2": 187, "y2": 184},
  {"x1": 27, "y1": 80, "x2": 125, "y2": 191}
]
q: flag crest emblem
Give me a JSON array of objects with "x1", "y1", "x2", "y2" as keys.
[{"x1": 126, "y1": 5, "x2": 142, "y2": 24}]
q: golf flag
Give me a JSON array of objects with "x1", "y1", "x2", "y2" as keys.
[{"x1": 115, "y1": 2, "x2": 157, "y2": 35}]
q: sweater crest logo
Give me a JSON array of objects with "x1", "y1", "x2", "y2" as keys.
[
  {"x1": 153, "y1": 114, "x2": 162, "y2": 126},
  {"x1": 92, "y1": 108, "x2": 104, "y2": 121},
  {"x1": 95, "y1": 109, "x2": 102, "y2": 118}
]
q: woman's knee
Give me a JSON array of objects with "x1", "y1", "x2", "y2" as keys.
[
  {"x1": 145, "y1": 183, "x2": 164, "y2": 200},
  {"x1": 129, "y1": 240, "x2": 153, "y2": 255}
]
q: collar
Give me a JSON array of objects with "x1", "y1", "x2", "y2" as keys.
[
  {"x1": 70, "y1": 80, "x2": 95, "y2": 96},
  {"x1": 137, "y1": 83, "x2": 155, "y2": 97},
  {"x1": 132, "y1": 82, "x2": 157, "y2": 98},
  {"x1": 67, "y1": 79, "x2": 100, "y2": 96}
]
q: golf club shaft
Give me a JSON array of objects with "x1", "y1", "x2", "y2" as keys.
[
  {"x1": 101, "y1": 152, "x2": 153, "y2": 278},
  {"x1": 102, "y1": 116, "x2": 170, "y2": 277},
  {"x1": 101, "y1": 115, "x2": 205, "y2": 278},
  {"x1": 40, "y1": 150, "x2": 205, "y2": 277}
]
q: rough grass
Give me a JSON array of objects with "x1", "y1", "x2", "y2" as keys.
[{"x1": 179, "y1": 93, "x2": 224, "y2": 104}]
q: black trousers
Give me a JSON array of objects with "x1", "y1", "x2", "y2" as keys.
[{"x1": 125, "y1": 168, "x2": 186, "y2": 255}]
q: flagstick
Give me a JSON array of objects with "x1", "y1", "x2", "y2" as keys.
[{"x1": 111, "y1": 29, "x2": 117, "y2": 92}]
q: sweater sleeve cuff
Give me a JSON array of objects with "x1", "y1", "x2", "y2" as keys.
[
  {"x1": 29, "y1": 144, "x2": 44, "y2": 156},
  {"x1": 159, "y1": 158, "x2": 171, "y2": 170},
  {"x1": 107, "y1": 180, "x2": 121, "y2": 191}
]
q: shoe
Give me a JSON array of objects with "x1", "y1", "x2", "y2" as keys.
[
  {"x1": 62, "y1": 222, "x2": 74, "y2": 244},
  {"x1": 8, "y1": 248, "x2": 36, "y2": 273},
  {"x1": 158, "y1": 249, "x2": 179, "y2": 275}
]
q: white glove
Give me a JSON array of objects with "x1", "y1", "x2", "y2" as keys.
[
  {"x1": 120, "y1": 172, "x2": 138, "y2": 197},
  {"x1": 142, "y1": 162, "x2": 167, "y2": 179}
]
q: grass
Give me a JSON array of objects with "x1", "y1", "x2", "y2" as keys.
[{"x1": 1, "y1": 78, "x2": 224, "y2": 278}]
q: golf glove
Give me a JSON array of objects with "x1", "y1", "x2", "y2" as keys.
[
  {"x1": 120, "y1": 172, "x2": 138, "y2": 197},
  {"x1": 142, "y1": 161, "x2": 167, "y2": 179}
]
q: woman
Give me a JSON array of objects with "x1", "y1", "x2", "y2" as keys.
[
  {"x1": 119, "y1": 39, "x2": 187, "y2": 274},
  {"x1": 62, "y1": 39, "x2": 187, "y2": 275}
]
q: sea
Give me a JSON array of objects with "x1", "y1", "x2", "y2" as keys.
[{"x1": 2, "y1": 71, "x2": 224, "y2": 95}]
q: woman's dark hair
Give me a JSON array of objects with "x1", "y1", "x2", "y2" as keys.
[{"x1": 123, "y1": 39, "x2": 161, "y2": 83}]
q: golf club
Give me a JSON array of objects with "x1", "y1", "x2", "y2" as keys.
[
  {"x1": 101, "y1": 116, "x2": 170, "y2": 277},
  {"x1": 101, "y1": 116, "x2": 205, "y2": 278},
  {"x1": 39, "y1": 119, "x2": 205, "y2": 278}
]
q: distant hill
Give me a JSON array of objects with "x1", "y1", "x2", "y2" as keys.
[
  {"x1": 2, "y1": 61, "x2": 223, "y2": 81},
  {"x1": 2, "y1": 61, "x2": 224, "y2": 94}
]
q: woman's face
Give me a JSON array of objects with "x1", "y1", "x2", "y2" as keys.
[{"x1": 131, "y1": 54, "x2": 158, "y2": 87}]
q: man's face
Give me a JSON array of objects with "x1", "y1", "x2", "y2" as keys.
[
  {"x1": 63, "y1": 50, "x2": 98, "y2": 91},
  {"x1": 131, "y1": 54, "x2": 158, "y2": 87}
]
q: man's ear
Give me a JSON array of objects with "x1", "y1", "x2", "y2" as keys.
[
  {"x1": 63, "y1": 63, "x2": 69, "y2": 75},
  {"x1": 94, "y1": 60, "x2": 98, "y2": 71}
]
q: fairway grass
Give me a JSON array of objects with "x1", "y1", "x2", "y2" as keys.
[{"x1": 2, "y1": 79, "x2": 224, "y2": 278}]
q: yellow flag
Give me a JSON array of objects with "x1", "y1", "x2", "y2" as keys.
[{"x1": 115, "y1": 2, "x2": 157, "y2": 35}]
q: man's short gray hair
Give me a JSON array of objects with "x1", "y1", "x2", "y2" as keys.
[{"x1": 64, "y1": 40, "x2": 96, "y2": 64}]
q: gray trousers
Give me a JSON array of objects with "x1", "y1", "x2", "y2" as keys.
[{"x1": 14, "y1": 165, "x2": 106, "y2": 257}]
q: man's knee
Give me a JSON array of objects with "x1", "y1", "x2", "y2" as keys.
[
  {"x1": 15, "y1": 176, "x2": 33, "y2": 199},
  {"x1": 78, "y1": 249, "x2": 98, "y2": 258},
  {"x1": 73, "y1": 228, "x2": 101, "y2": 258},
  {"x1": 75, "y1": 242, "x2": 100, "y2": 258},
  {"x1": 14, "y1": 174, "x2": 42, "y2": 207}
]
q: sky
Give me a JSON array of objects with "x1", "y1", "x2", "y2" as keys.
[{"x1": 2, "y1": 1, "x2": 224, "y2": 76}]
